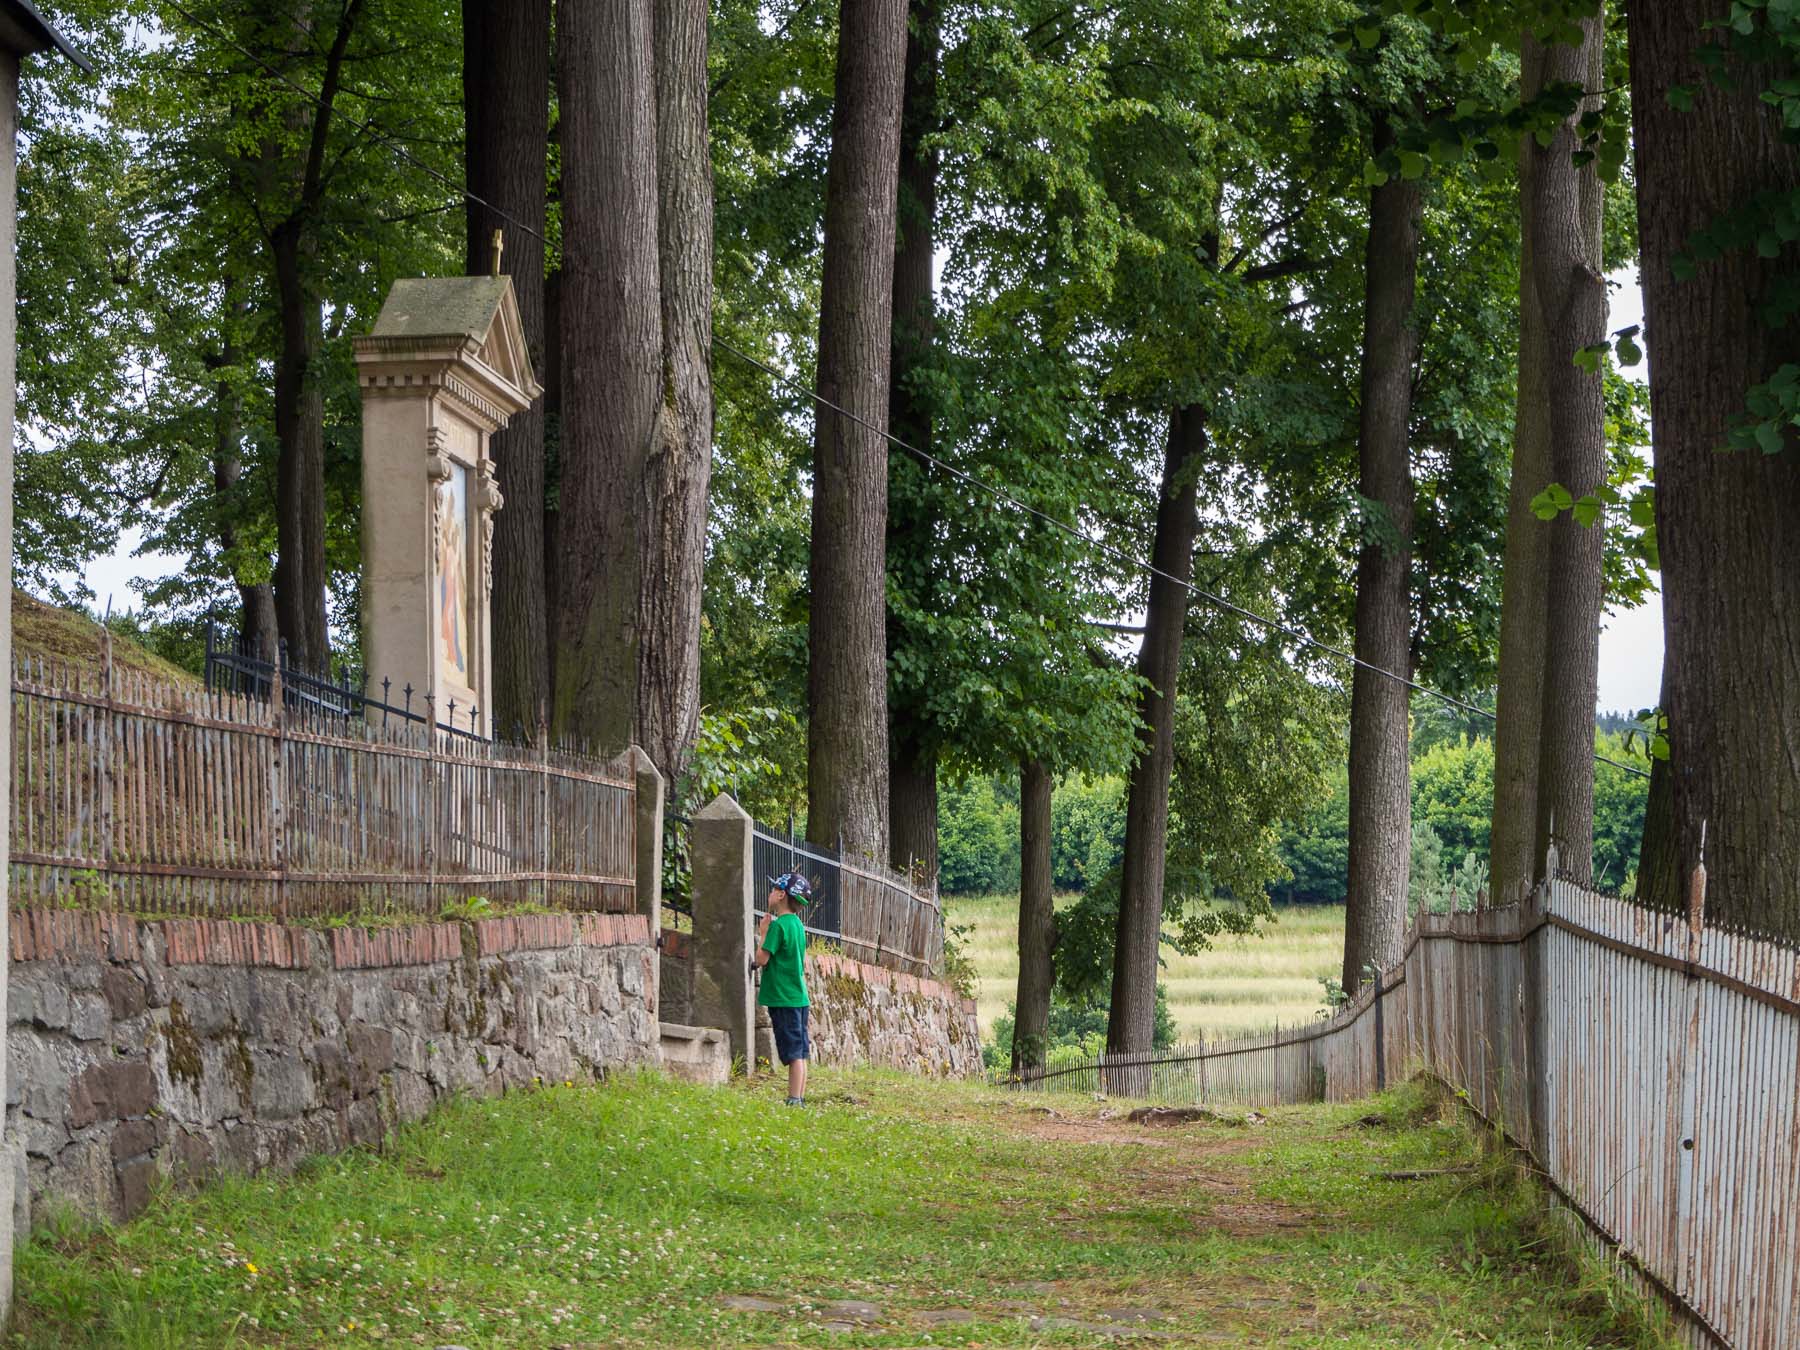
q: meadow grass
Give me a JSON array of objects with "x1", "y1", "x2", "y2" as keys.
[
  {"x1": 9, "y1": 1071, "x2": 1673, "y2": 1348},
  {"x1": 947, "y1": 894, "x2": 1346, "y2": 1042}
]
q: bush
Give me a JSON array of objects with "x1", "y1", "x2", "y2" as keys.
[
  {"x1": 937, "y1": 776, "x2": 1020, "y2": 894},
  {"x1": 1049, "y1": 774, "x2": 1126, "y2": 891}
]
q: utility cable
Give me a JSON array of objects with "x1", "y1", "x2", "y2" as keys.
[{"x1": 153, "y1": 0, "x2": 1653, "y2": 783}]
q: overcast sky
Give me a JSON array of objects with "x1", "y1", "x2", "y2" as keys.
[{"x1": 1596, "y1": 267, "x2": 1661, "y2": 714}]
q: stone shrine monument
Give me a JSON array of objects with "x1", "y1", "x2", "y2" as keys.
[{"x1": 354, "y1": 275, "x2": 540, "y2": 738}]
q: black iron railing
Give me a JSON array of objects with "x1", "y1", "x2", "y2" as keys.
[
  {"x1": 203, "y1": 625, "x2": 486, "y2": 740},
  {"x1": 751, "y1": 814, "x2": 844, "y2": 941}
]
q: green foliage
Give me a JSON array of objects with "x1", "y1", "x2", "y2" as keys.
[
  {"x1": 1048, "y1": 774, "x2": 1127, "y2": 892},
  {"x1": 937, "y1": 776, "x2": 1022, "y2": 896},
  {"x1": 1411, "y1": 735, "x2": 1496, "y2": 864},
  {"x1": 1408, "y1": 823, "x2": 1488, "y2": 918},
  {"x1": 663, "y1": 706, "x2": 799, "y2": 913},
  {"x1": 1274, "y1": 724, "x2": 1650, "y2": 904},
  {"x1": 1529, "y1": 367, "x2": 1659, "y2": 594},
  {"x1": 15, "y1": 0, "x2": 463, "y2": 641},
  {"x1": 939, "y1": 921, "x2": 981, "y2": 1002}
]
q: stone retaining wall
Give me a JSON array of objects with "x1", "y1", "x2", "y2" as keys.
[
  {"x1": 660, "y1": 929, "x2": 979, "y2": 1076},
  {"x1": 7, "y1": 908, "x2": 659, "y2": 1225},
  {"x1": 795, "y1": 952, "x2": 982, "y2": 1076}
]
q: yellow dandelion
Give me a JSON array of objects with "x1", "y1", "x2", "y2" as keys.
[
  {"x1": 245, "y1": 1261, "x2": 258, "y2": 1275},
  {"x1": 563, "y1": 1079, "x2": 573, "y2": 1088}
]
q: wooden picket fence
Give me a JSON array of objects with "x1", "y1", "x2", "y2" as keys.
[{"x1": 9, "y1": 647, "x2": 636, "y2": 920}]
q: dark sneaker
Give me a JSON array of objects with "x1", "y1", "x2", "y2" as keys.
[{"x1": 784, "y1": 1096, "x2": 804, "y2": 1107}]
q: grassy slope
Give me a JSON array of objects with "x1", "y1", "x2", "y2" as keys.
[
  {"x1": 12, "y1": 590, "x2": 197, "y2": 687},
  {"x1": 11, "y1": 1071, "x2": 1672, "y2": 1349},
  {"x1": 948, "y1": 894, "x2": 1346, "y2": 1043}
]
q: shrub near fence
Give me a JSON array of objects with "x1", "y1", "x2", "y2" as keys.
[
  {"x1": 1005, "y1": 872, "x2": 1798, "y2": 1347},
  {"x1": 10, "y1": 649, "x2": 636, "y2": 919}
]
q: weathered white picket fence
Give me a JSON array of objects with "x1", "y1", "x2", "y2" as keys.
[{"x1": 1012, "y1": 876, "x2": 1798, "y2": 1347}]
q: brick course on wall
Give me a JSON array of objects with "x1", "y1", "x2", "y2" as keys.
[{"x1": 8, "y1": 909, "x2": 659, "y2": 1226}]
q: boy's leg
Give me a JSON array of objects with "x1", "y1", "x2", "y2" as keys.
[{"x1": 789, "y1": 1007, "x2": 809, "y2": 1100}]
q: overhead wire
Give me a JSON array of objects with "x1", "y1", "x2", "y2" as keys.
[{"x1": 154, "y1": 0, "x2": 1653, "y2": 784}]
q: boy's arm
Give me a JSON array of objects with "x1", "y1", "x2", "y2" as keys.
[{"x1": 754, "y1": 915, "x2": 777, "y2": 968}]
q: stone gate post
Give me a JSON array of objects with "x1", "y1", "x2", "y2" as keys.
[{"x1": 690, "y1": 794, "x2": 754, "y2": 1071}]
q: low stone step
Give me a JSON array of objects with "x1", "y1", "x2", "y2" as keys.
[{"x1": 659, "y1": 1021, "x2": 731, "y2": 1085}]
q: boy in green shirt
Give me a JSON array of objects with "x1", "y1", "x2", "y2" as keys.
[{"x1": 755, "y1": 871, "x2": 812, "y2": 1106}]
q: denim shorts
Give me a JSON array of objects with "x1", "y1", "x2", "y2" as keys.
[{"x1": 768, "y1": 1005, "x2": 810, "y2": 1065}]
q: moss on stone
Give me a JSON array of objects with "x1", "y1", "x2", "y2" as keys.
[
  {"x1": 226, "y1": 1024, "x2": 255, "y2": 1105},
  {"x1": 162, "y1": 999, "x2": 202, "y2": 1091}
]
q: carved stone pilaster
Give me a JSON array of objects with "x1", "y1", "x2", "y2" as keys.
[{"x1": 476, "y1": 458, "x2": 504, "y2": 602}]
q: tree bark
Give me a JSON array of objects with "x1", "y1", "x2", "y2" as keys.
[
  {"x1": 270, "y1": 218, "x2": 329, "y2": 674},
  {"x1": 1107, "y1": 404, "x2": 1204, "y2": 1063},
  {"x1": 210, "y1": 324, "x2": 278, "y2": 663},
  {"x1": 806, "y1": 0, "x2": 908, "y2": 858},
  {"x1": 552, "y1": 0, "x2": 663, "y2": 753},
  {"x1": 1488, "y1": 29, "x2": 1579, "y2": 907},
  {"x1": 1342, "y1": 117, "x2": 1420, "y2": 994},
  {"x1": 463, "y1": 0, "x2": 550, "y2": 744},
  {"x1": 1014, "y1": 757, "x2": 1054, "y2": 1074},
  {"x1": 887, "y1": 0, "x2": 939, "y2": 877},
  {"x1": 1634, "y1": 696, "x2": 1678, "y2": 911},
  {"x1": 639, "y1": 0, "x2": 715, "y2": 783},
  {"x1": 889, "y1": 749, "x2": 939, "y2": 881},
  {"x1": 266, "y1": 0, "x2": 362, "y2": 677},
  {"x1": 1529, "y1": 16, "x2": 1608, "y2": 886},
  {"x1": 1629, "y1": 1, "x2": 1800, "y2": 936}
]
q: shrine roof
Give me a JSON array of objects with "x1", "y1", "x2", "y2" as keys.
[{"x1": 367, "y1": 276, "x2": 514, "y2": 344}]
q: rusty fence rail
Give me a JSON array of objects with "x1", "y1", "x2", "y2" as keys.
[
  {"x1": 10, "y1": 649, "x2": 637, "y2": 920},
  {"x1": 1002, "y1": 876, "x2": 1796, "y2": 1347}
]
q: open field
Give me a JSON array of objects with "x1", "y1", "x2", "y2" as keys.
[
  {"x1": 10, "y1": 1070, "x2": 1671, "y2": 1347},
  {"x1": 947, "y1": 895, "x2": 1346, "y2": 1043}
]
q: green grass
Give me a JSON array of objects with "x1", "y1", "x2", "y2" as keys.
[
  {"x1": 947, "y1": 894, "x2": 1346, "y2": 1042},
  {"x1": 12, "y1": 1071, "x2": 1674, "y2": 1348}
]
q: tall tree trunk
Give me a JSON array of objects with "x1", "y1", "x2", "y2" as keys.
[
  {"x1": 210, "y1": 280, "x2": 279, "y2": 662},
  {"x1": 1014, "y1": 757, "x2": 1054, "y2": 1074},
  {"x1": 1342, "y1": 118, "x2": 1420, "y2": 993},
  {"x1": 1530, "y1": 16, "x2": 1608, "y2": 885},
  {"x1": 211, "y1": 363, "x2": 277, "y2": 661},
  {"x1": 1107, "y1": 404, "x2": 1205, "y2": 1063},
  {"x1": 265, "y1": 0, "x2": 361, "y2": 678},
  {"x1": 270, "y1": 219, "x2": 329, "y2": 674},
  {"x1": 1634, "y1": 677, "x2": 1678, "y2": 912},
  {"x1": 806, "y1": 0, "x2": 908, "y2": 858},
  {"x1": 552, "y1": 0, "x2": 663, "y2": 752},
  {"x1": 1489, "y1": 29, "x2": 1582, "y2": 907},
  {"x1": 1629, "y1": 1, "x2": 1800, "y2": 936},
  {"x1": 640, "y1": 0, "x2": 715, "y2": 783},
  {"x1": 464, "y1": 0, "x2": 550, "y2": 744},
  {"x1": 887, "y1": 0, "x2": 940, "y2": 876},
  {"x1": 542, "y1": 264, "x2": 562, "y2": 719},
  {"x1": 889, "y1": 751, "x2": 939, "y2": 879}
]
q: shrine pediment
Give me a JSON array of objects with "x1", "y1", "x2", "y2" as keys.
[{"x1": 356, "y1": 275, "x2": 543, "y2": 427}]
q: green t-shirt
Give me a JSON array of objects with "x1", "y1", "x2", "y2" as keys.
[{"x1": 757, "y1": 911, "x2": 810, "y2": 1008}]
